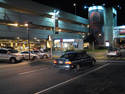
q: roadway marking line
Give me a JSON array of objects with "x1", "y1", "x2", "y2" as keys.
[
  {"x1": 19, "y1": 68, "x2": 48, "y2": 75},
  {"x1": 34, "y1": 63, "x2": 110, "y2": 94}
]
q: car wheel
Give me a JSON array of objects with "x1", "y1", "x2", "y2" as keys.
[
  {"x1": 10, "y1": 58, "x2": 17, "y2": 63},
  {"x1": 89, "y1": 60, "x2": 95, "y2": 67},
  {"x1": 75, "y1": 64, "x2": 80, "y2": 71},
  {"x1": 32, "y1": 56, "x2": 37, "y2": 60},
  {"x1": 43, "y1": 55, "x2": 48, "y2": 59}
]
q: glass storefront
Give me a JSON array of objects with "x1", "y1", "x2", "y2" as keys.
[
  {"x1": 54, "y1": 39, "x2": 83, "y2": 51},
  {"x1": 0, "y1": 39, "x2": 47, "y2": 52}
]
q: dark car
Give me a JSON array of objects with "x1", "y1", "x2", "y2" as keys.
[{"x1": 53, "y1": 51, "x2": 96, "y2": 71}]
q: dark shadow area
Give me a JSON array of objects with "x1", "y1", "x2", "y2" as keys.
[{"x1": 29, "y1": 59, "x2": 52, "y2": 66}]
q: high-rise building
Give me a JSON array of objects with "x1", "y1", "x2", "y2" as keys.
[{"x1": 88, "y1": 6, "x2": 117, "y2": 47}]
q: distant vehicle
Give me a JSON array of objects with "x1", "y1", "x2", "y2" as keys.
[
  {"x1": 31, "y1": 50, "x2": 49, "y2": 59},
  {"x1": 21, "y1": 51, "x2": 39, "y2": 60},
  {"x1": 107, "y1": 48, "x2": 121, "y2": 57},
  {"x1": 53, "y1": 51, "x2": 96, "y2": 71},
  {"x1": 0, "y1": 48, "x2": 23, "y2": 63}
]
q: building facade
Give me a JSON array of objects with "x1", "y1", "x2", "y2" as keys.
[
  {"x1": 88, "y1": 6, "x2": 117, "y2": 47},
  {"x1": 0, "y1": 0, "x2": 88, "y2": 51},
  {"x1": 113, "y1": 26, "x2": 125, "y2": 48}
]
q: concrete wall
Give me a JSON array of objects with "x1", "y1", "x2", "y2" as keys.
[
  {"x1": 104, "y1": 7, "x2": 117, "y2": 46},
  {"x1": 0, "y1": 0, "x2": 89, "y2": 40}
]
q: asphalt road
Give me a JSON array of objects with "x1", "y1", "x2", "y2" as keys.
[{"x1": 0, "y1": 61, "x2": 125, "y2": 94}]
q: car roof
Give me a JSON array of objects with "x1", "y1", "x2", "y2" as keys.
[
  {"x1": 65, "y1": 51, "x2": 86, "y2": 54},
  {"x1": 0, "y1": 48, "x2": 9, "y2": 50}
]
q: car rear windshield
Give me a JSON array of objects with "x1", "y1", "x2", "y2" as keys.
[
  {"x1": 60, "y1": 53, "x2": 75, "y2": 59},
  {"x1": 8, "y1": 50, "x2": 18, "y2": 53},
  {"x1": 33, "y1": 51, "x2": 39, "y2": 53}
]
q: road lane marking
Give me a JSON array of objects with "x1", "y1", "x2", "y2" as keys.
[
  {"x1": 34, "y1": 63, "x2": 110, "y2": 94},
  {"x1": 19, "y1": 68, "x2": 48, "y2": 75}
]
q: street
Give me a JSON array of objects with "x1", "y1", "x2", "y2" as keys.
[{"x1": 0, "y1": 60, "x2": 125, "y2": 94}]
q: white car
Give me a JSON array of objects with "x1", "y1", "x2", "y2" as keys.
[
  {"x1": 0, "y1": 48, "x2": 23, "y2": 63},
  {"x1": 21, "y1": 51, "x2": 40, "y2": 60},
  {"x1": 107, "y1": 48, "x2": 121, "y2": 57},
  {"x1": 31, "y1": 50, "x2": 49, "y2": 59}
]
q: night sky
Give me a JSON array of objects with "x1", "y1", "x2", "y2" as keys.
[{"x1": 33, "y1": 0, "x2": 125, "y2": 26}]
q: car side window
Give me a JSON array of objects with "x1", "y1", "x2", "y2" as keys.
[
  {"x1": 81, "y1": 52, "x2": 88, "y2": 58},
  {"x1": 73, "y1": 53, "x2": 80, "y2": 60},
  {"x1": 0, "y1": 50, "x2": 8, "y2": 54},
  {"x1": 68, "y1": 53, "x2": 76, "y2": 60}
]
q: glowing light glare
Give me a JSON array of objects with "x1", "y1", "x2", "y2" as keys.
[
  {"x1": 17, "y1": 37, "x2": 20, "y2": 39},
  {"x1": 37, "y1": 39, "x2": 40, "y2": 42},
  {"x1": 48, "y1": 12, "x2": 55, "y2": 15},
  {"x1": 64, "y1": 43, "x2": 68, "y2": 48},
  {"x1": 58, "y1": 29, "x2": 62, "y2": 32},
  {"x1": 34, "y1": 37, "x2": 37, "y2": 40},
  {"x1": 89, "y1": 6, "x2": 104, "y2": 11},
  {"x1": 119, "y1": 25, "x2": 125, "y2": 29},
  {"x1": 24, "y1": 23, "x2": 28, "y2": 27},
  {"x1": 99, "y1": 33, "x2": 102, "y2": 37},
  {"x1": 54, "y1": 10, "x2": 60, "y2": 15},
  {"x1": 84, "y1": 5, "x2": 88, "y2": 9},
  {"x1": 54, "y1": 39, "x2": 74, "y2": 43},
  {"x1": 73, "y1": 3, "x2": 76, "y2": 6},
  {"x1": 65, "y1": 61, "x2": 72, "y2": 64},
  {"x1": 8, "y1": 23, "x2": 18, "y2": 27},
  {"x1": 105, "y1": 41, "x2": 110, "y2": 47},
  {"x1": 102, "y1": 3, "x2": 105, "y2": 6},
  {"x1": 113, "y1": 8, "x2": 117, "y2": 15}
]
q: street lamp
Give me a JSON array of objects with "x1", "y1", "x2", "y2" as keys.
[
  {"x1": 73, "y1": 3, "x2": 77, "y2": 15},
  {"x1": 24, "y1": 23, "x2": 30, "y2": 60}
]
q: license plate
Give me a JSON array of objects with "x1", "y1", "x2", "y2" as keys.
[{"x1": 59, "y1": 61, "x2": 63, "y2": 64}]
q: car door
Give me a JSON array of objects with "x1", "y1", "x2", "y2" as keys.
[
  {"x1": 68, "y1": 53, "x2": 76, "y2": 64},
  {"x1": 69, "y1": 53, "x2": 80, "y2": 65},
  {"x1": 21, "y1": 52, "x2": 29, "y2": 59},
  {"x1": 81, "y1": 53, "x2": 89, "y2": 64},
  {"x1": 0, "y1": 49, "x2": 8, "y2": 60}
]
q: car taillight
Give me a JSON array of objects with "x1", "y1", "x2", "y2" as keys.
[
  {"x1": 53, "y1": 60, "x2": 57, "y2": 64},
  {"x1": 115, "y1": 51, "x2": 117, "y2": 54},
  {"x1": 65, "y1": 61, "x2": 72, "y2": 64}
]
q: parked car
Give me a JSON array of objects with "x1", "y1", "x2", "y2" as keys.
[
  {"x1": 21, "y1": 51, "x2": 39, "y2": 60},
  {"x1": 107, "y1": 48, "x2": 121, "y2": 57},
  {"x1": 0, "y1": 48, "x2": 23, "y2": 63},
  {"x1": 53, "y1": 51, "x2": 96, "y2": 71},
  {"x1": 31, "y1": 50, "x2": 49, "y2": 59}
]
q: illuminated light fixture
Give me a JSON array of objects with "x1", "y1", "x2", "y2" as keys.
[
  {"x1": 105, "y1": 41, "x2": 110, "y2": 47},
  {"x1": 37, "y1": 39, "x2": 40, "y2": 42},
  {"x1": 24, "y1": 23, "x2": 28, "y2": 27},
  {"x1": 87, "y1": 25, "x2": 90, "y2": 28},
  {"x1": 89, "y1": 6, "x2": 104, "y2": 11},
  {"x1": 53, "y1": 60, "x2": 57, "y2": 64},
  {"x1": 8, "y1": 23, "x2": 18, "y2": 27},
  {"x1": 84, "y1": 5, "x2": 88, "y2": 9},
  {"x1": 65, "y1": 61, "x2": 72, "y2": 64},
  {"x1": 113, "y1": 8, "x2": 117, "y2": 15},
  {"x1": 99, "y1": 33, "x2": 102, "y2": 37},
  {"x1": 34, "y1": 37, "x2": 37, "y2": 40},
  {"x1": 58, "y1": 29, "x2": 62, "y2": 32},
  {"x1": 119, "y1": 25, "x2": 125, "y2": 29},
  {"x1": 73, "y1": 3, "x2": 76, "y2": 6},
  {"x1": 48, "y1": 12, "x2": 55, "y2": 15},
  {"x1": 54, "y1": 10, "x2": 60, "y2": 15},
  {"x1": 55, "y1": 39, "x2": 74, "y2": 42},
  {"x1": 17, "y1": 37, "x2": 20, "y2": 40},
  {"x1": 102, "y1": 3, "x2": 105, "y2": 6}
]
